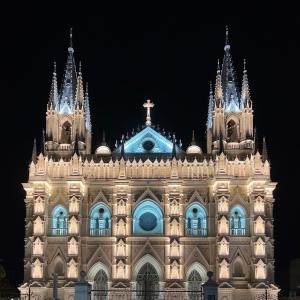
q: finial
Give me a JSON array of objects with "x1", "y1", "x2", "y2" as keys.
[
  {"x1": 243, "y1": 58, "x2": 247, "y2": 73},
  {"x1": 101, "y1": 130, "x2": 106, "y2": 145},
  {"x1": 191, "y1": 130, "x2": 196, "y2": 145},
  {"x1": 68, "y1": 28, "x2": 74, "y2": 53},
  {"x1": 79, "y1": 61, "x2": 82, "y2": 74},
  {"x1": 143, "y1": 99, "x2": 155, "y2": 126},
  {"x1": 209, "y1": 81, "x2": 213, "y2": 94},
  {"x1": 53, "y1": 61, "x2": 57, "y2": 74},
  {"x1": 224, "y1": 25, "x2": 230, "y2": 51}
]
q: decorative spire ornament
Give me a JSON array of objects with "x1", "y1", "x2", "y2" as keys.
[
  {"x1": 75, "y1": 61, "x2": 84, "y2": 107},
  {"x1": 31, "y1": 138, "x2": 37, "y2": 163},
  {"x1": 241, "y1": 59, "x2": 252, "y2": 109},
  {"x1": 48, "y1": 61, "x2": 58, "y2": 110},
  {"x1": 84, "y1": 82, "x2": 91, "y2": 131},
  {"x1": 143, "y1": 99, "x2": 154, "y2": 126},
  {"x1": 214, "y1": 60, "x2": 223, "y2": 107},
  {"x1": 262, "y1": 137, "x2": 268, "y2": 162},
  {"x1": 207, "y1": 82, "x2": 214, "y2": 128}
]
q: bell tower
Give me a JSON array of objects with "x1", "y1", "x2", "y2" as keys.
[
  {"x1": 45, "y1": 29, "x2": 92, "y2": 156},
  {"x1": 206, "y1": 27, "x2": 254, "y2": 156}
]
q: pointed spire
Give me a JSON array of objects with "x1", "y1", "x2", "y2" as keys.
[
  {"x1": 207, "y1": 82, "x2": 214, "y2": 128},
  {"x1": 48, "y1": 61, "x2": 58, "y2": 110},
  {"x1": 172, "y1": 134, "x2": 177, "y2": 159},
  {"x1": 241, "y1": 59, "x2": 252, "y2": 109},
  {"x1": 75, "y1": 61, "x2": 84, "y2": 108},
  {"x1": 224, "y1": 25, "x2": 230, "y2": 50},
  {"x1": 41, "y1": 129, "x2": 45, "y2": 155},
  {"x1": 32, "y1": 139, "x2": 37, "y2": 163},
  {"x1": 214, "y1": 60, "x2": 223, "y2": 107},
  {"x1": 59, "y1": 29, "x2": 77, "y2": 113},
  {"x1": 262, "y1": 137, "x2": 268, "y2": 162},
  {"x1": 69, "y1": 28, "x2": 74, "y2": 52},
  {"x1": 221, "y1": 26, "x2": 239, "y2": 112},
  {"x1": 84, "y1": 82, "x2": 91, "y2": 131}
]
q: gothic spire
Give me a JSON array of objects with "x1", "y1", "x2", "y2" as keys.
[
  {"x1": 59, "y1": 28, "x2": 77, "y2": 114},
  {"x1": 214, "y1": 59, "x2": 223, "y2": 107},
  {"x1": 48, "y1": 61, "x2": 58, "y2": 110},
  {"x1": 262, "y1": 137, "x2": 268, "y2": 162},
  {"x1": 31, "y1": 138, "x2": 37, "y2": 163},
  {"x1": 221, "y1": 26, "x2": 239, "y2": 112},
  {"x1": 241, "y1": 59, "x2": 252, "y2": 109},
  {"x1": 207, "y1": 82, "x2": 214, "y2": 128},
  {"x1": 75, "y1": 61, "x2": 84, "y2": 108},
  {"x1": 84, "y1": 82, "x2": 91, "y2": 131}
]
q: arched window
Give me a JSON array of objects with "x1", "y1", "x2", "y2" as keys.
[
  {"x1": 93, "y1": 270, "x2": 108, "y2": 300},
  {"x1": 185, "y1": 203, "x2": 207, "y2": 236},
  {"x1": 232, "y1": 259, "x2": 245, "y2": 278},
  {"x1": 51, "y1": 205, "x2": 68, "y2": 235},
  {"x1": 61, "y1": 121, "x2": 71, "y2": 144},
  {"x1": 188, "y1": 270, "x2": 203, "y2": 300},
  {"x1": 229, "y1": 205, "x2": 246, "y2": 236},
  {"x1": 133, "y1": 200, "x2": 163, "y2": 235},
  {"x1": 136, "y1": 263, "x2": 159, "y2": 300},
  {"x1": 90, "y1": 203, "x2": 111, "y2": 236}
]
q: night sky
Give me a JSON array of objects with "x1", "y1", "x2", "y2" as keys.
[{"x1": 0, "y1": 2, "x2": 299, "y2": 295}]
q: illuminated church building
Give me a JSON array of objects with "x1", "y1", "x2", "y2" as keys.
[{"x1": 19, "y1": 29, "x2": 279, "y2": 300}]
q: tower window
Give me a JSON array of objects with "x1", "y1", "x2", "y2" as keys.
[
  {"x1": 51, "y1": 205, "x2": 68, "y2": 235},
  {"x1": 61, "y1": 121, "x2": 71, "y2": 144},
  {"x1": 185, "y1": 203, "x2": 207, "y2": 236},
  {"x1": 229, "y1": 205, "x2": 246, "y2": 236},
  {"x1": 90, "y1": 203, "x2": 111, "y2": 236}
]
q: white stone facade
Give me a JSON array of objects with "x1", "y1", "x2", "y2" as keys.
[{"x1": 19, "y1": 29, "x2": 279, "y2": 300}]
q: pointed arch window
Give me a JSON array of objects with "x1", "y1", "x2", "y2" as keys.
[
  {"x1": 51, "y1": 205, "x2": 68, "y2": 235},
  {"x1": 229, "y1": 205, "x2": 246, "y2": 236},
  {"x1": 90, "y1": 203, "x2": 111, "y2": 236},
  {"x1": 185, "y1": 203, "x2": 207, "y2": 236},
  {"x1": 188, "y1": 270, "x2": 203, "y2": 300}
]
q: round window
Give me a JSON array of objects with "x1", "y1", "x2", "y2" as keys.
[
  {"x1": 139, "y1": 212, "x2": 157, "y2": 231},
  {"x1": 142, "y1": 140, "x2": 155, "y2": 151}
]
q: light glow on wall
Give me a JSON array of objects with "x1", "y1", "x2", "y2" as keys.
[
  {"x1": 31, "y1": 259, "x2": 43, "y2": 278},
  {"x1": 32, "y1": 237, "x2": 44, "y2": 256}
]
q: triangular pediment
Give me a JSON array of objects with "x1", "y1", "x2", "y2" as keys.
[{"x1": 122, "y1": 127, "x2": 174, "y2": 154}]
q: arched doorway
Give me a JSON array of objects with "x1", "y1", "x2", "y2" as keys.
[
  {"x1": 136, "y1": 263, "x2": 159, "y2": 300},
  {"x1": 188, "y1": 270, "x2": 203, "y2": 300},
  {"x1": 93, "y1": 270, "x2": 108, "y2": 300}
]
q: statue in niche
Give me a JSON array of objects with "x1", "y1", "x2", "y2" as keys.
[{"x1": 227, "y1": 120, "x2": 238, "y2": 142}]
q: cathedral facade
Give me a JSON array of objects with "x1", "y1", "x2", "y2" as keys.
[{"x1": 19, "y1": 29, "x2": 279, "y2": 300}]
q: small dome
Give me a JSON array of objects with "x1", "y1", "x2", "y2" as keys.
[
  {"x1": 186, "y1": 145, "x2": 202, "y2": 155},
  {"x1": 95, "y1": 145, "x2": 111, "y2": 155}
]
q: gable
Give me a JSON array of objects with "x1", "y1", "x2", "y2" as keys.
[{"x1": 123, "y1": 127, "x2": 173, "y2": 154}]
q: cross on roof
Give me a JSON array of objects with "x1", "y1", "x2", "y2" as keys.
[{"x1": 143, "y1": 99, "x2": 154, "y2": 126}]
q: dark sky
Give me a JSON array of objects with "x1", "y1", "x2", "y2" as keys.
[{"x1": 0, "y1": 2, "x2": 299, "y2": 295}]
